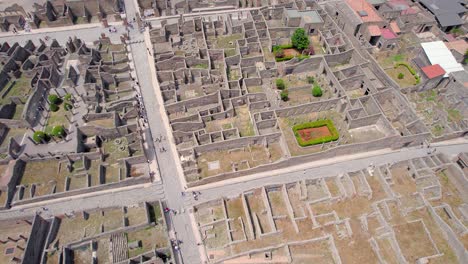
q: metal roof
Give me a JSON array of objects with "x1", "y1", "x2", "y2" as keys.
[
  {"x1": 421, "y1": 41, "x2": 464, "y2": 76},
  {"x1": 420, "y1": 0, "x2": 466, "y2": 27}
]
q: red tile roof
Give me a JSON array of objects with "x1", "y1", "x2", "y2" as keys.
[
  {"x1": 368, "y1": 25, "x2": 381, "y2": 36},
  {"x1": 421, "y1": 64, "x2": 445, "y2": 79},
  {"x1": 390, "y1": 22, "x2": 401, "y2": 34},
  {"x1": 381, "y1": 28, "x2": 398, "y2": 39},
  {"x1": 445, "y1": 40, "x2": 468, "y2": 55},
  {"x1": 345, "y1": 0, "x2": 383, "y2": 23}
]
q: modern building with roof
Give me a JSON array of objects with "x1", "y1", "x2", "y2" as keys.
[
  {"x1": 284, "y1": 9, "x2": 324, "y2": 34},
  {"x1": 419, "y1": 0, "x2": 467, "y2": 32},
  {"x1": 326, "y1": 0, "x2": 387, "y2": 47},
  {"x1": 445, "y1": 40, "x2": 468, "y2": 63},
  {"x1": 421, "y1": 41, "x2": 464, "y2": 76},
  {"x1": 420, "y1": 64, "x2": 446, "y2": 90}
]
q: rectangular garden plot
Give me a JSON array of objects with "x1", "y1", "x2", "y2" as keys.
[{"x1": 293, "y1": 119, "x2": 339, "y2": 147}]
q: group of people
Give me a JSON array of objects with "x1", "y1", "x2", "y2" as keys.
[{"x1": 108, "y1": 26, "x2": 118, "y2": 33}]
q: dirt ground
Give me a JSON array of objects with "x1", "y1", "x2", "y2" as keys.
[
  {"x1": 283, "y1": 48, "x2": 300, "y2": 57},
  {"x1": 297, "y1": 126, "x2": 332, "y2": 141}
]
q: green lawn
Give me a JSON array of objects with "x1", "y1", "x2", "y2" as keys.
[
  {"x1": 0, "y1": 77, "x2": 32, "y2": 105},
  {"x1": 447, "y1": 109, "x2": 462, "y2": 122},
  {"x1": 224, "y1": 48, "x2": 237, "y2": 57},
  {"x1": 214, "y1": 34, "x2": 242, "y2": 49},
  {"x1": 12, "y1": 104, "x2": 25, "y2": 120},
  {"x1": 45, "y1": 105, "x2": 70, "y2": 134},
  {"x1": 386, "y1": 66, "x2": 418, "y2": 87},
  {"x1": 378, "y1": 53, "x2": 406, "y2": 68}
]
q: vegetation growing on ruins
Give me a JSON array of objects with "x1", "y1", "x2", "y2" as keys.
[
  {"x1": 291, "y1": 28, "x2": 310, "y2": 50},
  {"x1": 395, "y1": 62, "x2": 420, "y2": 84},
  {"x1": 280, "y1": 90, "x2": 289, "y2": 101},
  {"x1": 276, "y1": 78, "x2": 286, "y2": 90},
  {"x1": 33, "y1": 131, "x2": 49, "y2": 144},
  {"x1": 312, "y1": 85, "x2": 323, "y2": 97},
  {"x1": 51, "y1": 125, "x2": 66, "y2": 138},
  {"x1": 48, "y1": 94, "x2": 61, "y2": 105}
]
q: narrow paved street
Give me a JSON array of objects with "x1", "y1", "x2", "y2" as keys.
[{"x1": 124, "y1": 0, "x2": 203, "y2": 262}]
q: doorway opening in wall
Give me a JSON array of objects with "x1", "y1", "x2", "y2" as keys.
[
  {"x1": 423, "y1": 26, "x2": 432, "y2": 32},
  {"x1": 370, "y1": 36, "x2": 380, "y2": 46}
]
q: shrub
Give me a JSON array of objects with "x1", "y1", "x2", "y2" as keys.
[
  {"x1": 292, "y1": 119, "x2": 339, "y2": 147},
  {"x1": 64, "y1": 102, "x2": 73, "y2": 111},
  {"x1": 51, "y1": 125, "x2": 66, "y2": 138},
  {"x1": 312, "y1": 85, "x2": 323, "y2": 97},
  {"x1": 395, "y1": 62, "x2": 420, "y2": 84},
  {"x1": 33, "y1": 131, "x2": 48, "y2": 144},
  {"x1": 48, "y1": 94, "x2": 61, "y2": 104},
  {"x1": 280, "y1": 90, "x2": 289, "y2": 101},
  {"x1": 274, "y1": 48, "x2": 284, "y2": 58},
  {"x1": 414, "y1": 75, "x2": 421, "y2": 85},
  {"x1": 275, "y1": 55, "x2": 294, "y2": 62},
  {"x1": 276, "y1": 78, "x2": 286, "y2": 90},
  {"x1": 296, "y1": 54, "x2": 310, "y2": 61},
  {"x1": 291, "y1": 28, "x2": 310, "y2": 50},
  {"x1": 307, "y1": 76, "x2": 315, "y2": 84},
  {"x1": 272, "y1": 44, "x2": 293, "y2": 52},
  {"x1": 395, "y1": 62, "x2": 416, "y2": 75},
  {"x1": 450, "y1": 27, "x2": 463, "y2": 37},
  {"x1": 64, "y1": 93, "x2": 72, "y2": 101},
  {"x1": 49, "y1": 103, "x2": 59, "y2": 112}
]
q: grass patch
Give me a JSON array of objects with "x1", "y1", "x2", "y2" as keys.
[
  {"x1": 45, "y1": 106, "x2": 69, "y2": 134},
  {"x1": 395, "y1": 62, "x2": 420, "y2": 84},
  {"x1": 292, "y1": 119, "x2": 339, "y2": 147},
  {"x1": 432, "y1": 124, "x2": 444, "y2": 137},
  {"x1": 386, "y1": 65, "x2": 418, "y2": 87},
  {"x1": 214, "y1": 34, "x2": 242, "y2": 49},
  {"x1": 0, "y1": 77, "x2": 32, "y2": 105},
  {"x1": 447, "y1": 109, "x2": 462, "y2": 122},
  {"x1": 224, "y1": 48, "x2": 237, "y2": 57},
  {"x1": 421, "y1": 90, "x2": 437, "y2": 102},
  {"x1": 192, "y1": 64, "x2": 208, "y2": 69}
]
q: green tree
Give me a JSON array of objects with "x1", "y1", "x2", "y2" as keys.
[
  {"x1": 312, "y1": 85, "x2": 323, "y2": 97},
  {"x1": 398, "y1": 73, "x2": 404, "y2": 79},
  {"x1": 50, "y1": 103, "x2": 59, "y2": 112},
  {"x1": 48, "y1": 94, "x2": 61, "y2": 104},
  {"x1": 51, "y1": 125, "x2": 66, "y2": 138},
  {"x1": 33, "y1": 131, "x2": 48, "y2": 144},
  {"x1": 276, "y1": 78, "x2": 286, "y2": 90},
  {"x1": 280, "y1": 90, "x2": 289, "y2": 101},
  {"x1": 291, "y1": 28, "x2": 310, "y2": 51},
  {"x1": 64, "y1": 102, "x2": 73, "y2": 111},
  {"x1": 64, "y1": 93, "x2": 72, "y2": 101},
  {"x1": 307, "y1": 76, "x2": 315, "y2": 84}
]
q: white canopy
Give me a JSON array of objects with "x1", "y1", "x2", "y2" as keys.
[{"x1": 421, "y1": 41, "x2": 464, "y2": 77}]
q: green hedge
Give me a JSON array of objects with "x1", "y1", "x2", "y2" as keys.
[
  {"x1": 272, "y1": 44, "x2": 293, "y2": 52},
  {"x1": 296, "y1": 54, "x2": 310, "y2": 61},
  {"x1": 395, "y1": 62, "x2": 420, "y2": 84},
  {"x1": 275, "y1": 55, "x2": 294, "y2": 62},
  {"x1": 292, "y1": 119, "x2": 339, "y2": 147}
]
